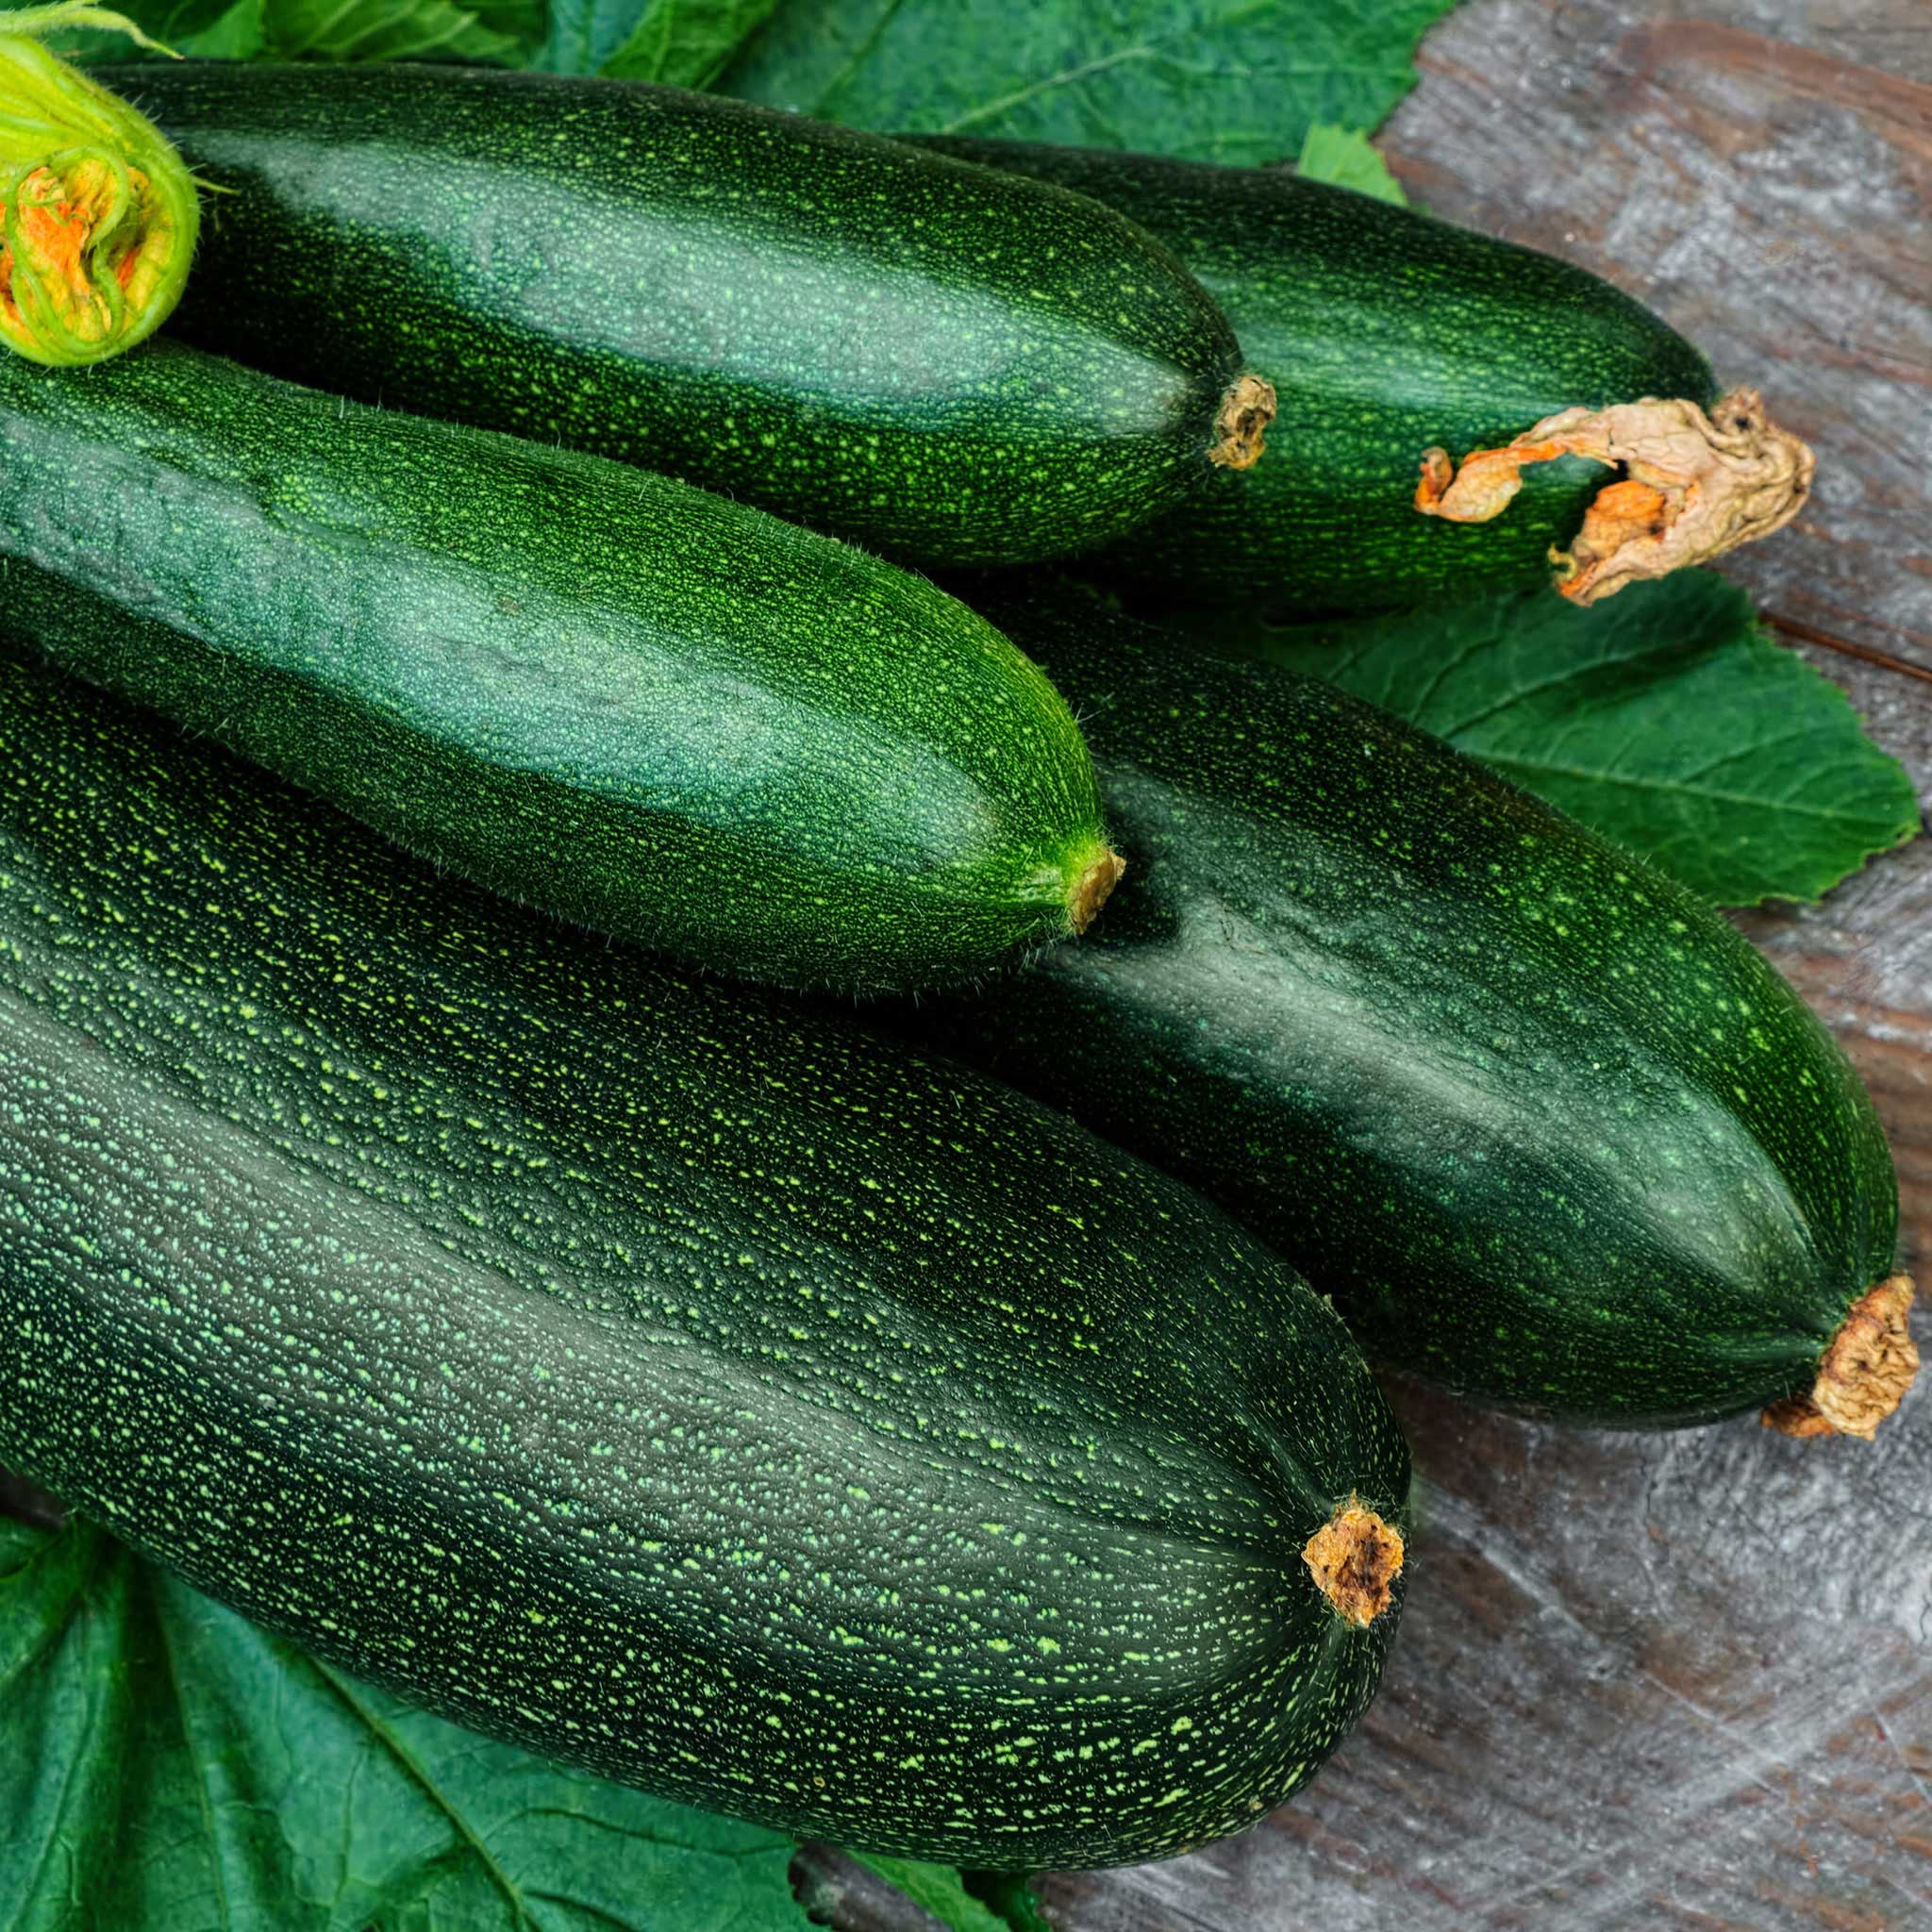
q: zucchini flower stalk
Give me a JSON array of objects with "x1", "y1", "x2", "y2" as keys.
[{"x1": 0, "y1": 4, "x2": 197, "y2": 365}]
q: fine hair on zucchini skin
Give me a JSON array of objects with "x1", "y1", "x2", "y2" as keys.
[
  {"x1": 898, "y1": 578, "x2": 1908, "y2": 1434},
  {"x1": 0, "y1": 339, "x2": 1123, "y2": 994},
  {"x1": 0, "y1": 645, "x2": 1411, "y2": 1871},
  {"x1": 101, "y1": 60, "x2": 1271, "y2": 568},
  {"x1": 910, "y1": 138, "x2": 1808, "y2": 612}
]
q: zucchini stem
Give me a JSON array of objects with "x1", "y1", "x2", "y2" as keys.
[
  {"x1": 1209, "y1": 372, "x2": 1275, "y2": 470},
  {"x1": 1761, "y1": 1274, "x2": 1918, "y2": 1441},
  {"x1": 1067, "y1": 846, "x2": 1125, "y2": 936},
  {"x1": 1413, "y1": 389, "x2": 1815, "y2": 604},
  {"x1": 1302, "y1": 1494, "x2": 1404, "y2": 1628}
]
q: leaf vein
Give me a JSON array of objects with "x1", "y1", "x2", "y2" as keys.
[
  {"x1": 308, "y1": 1663, "x2": 539, "y2": 1930},
  {"x1": 150, "y1": 1591, "x2": 237, "y2": 1932}
]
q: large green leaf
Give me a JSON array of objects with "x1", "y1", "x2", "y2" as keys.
[
  {"x1": 27, "y1": 0, "x2": 252, "y2": 58},
  {"x1": 721, "y1": 0, "x2": 1458, "y2": 166},
  {"x1": 791, "y1": 1850, "x2": 1052, "y2": 1932},
  {"x1": 262, "y1": 0, "x2": 520, "y2": 62},
  {"x1": 536, "y1": 0, "x2": 645, "y2": 73},
  {"x1": 51, "y1": 0, "x2": 235, "y2": 42},
  {"x1": 537, "y1": 0, "x2": 775, "y2": 79},
  {"x1": 178, "y1": 0, "x2": 264, "y2": 55},
  {"x1": 1224, "y1": 572, "x2": 1921, "y2": 908},
  {"x1": 604, "y1": 0, "x2": 780, "y2": 85},
  {"x1": 1294, "y1": 123, "x2": 1406, "y2": 204},
  {"x1": 464, "y1": 0, "x2": 545, "y2": 44},
  {"x1": 0, "y1": 1516, "x2": 816, "y2": 1932},
  {"x1": 963, "y1": 1872, "x2": 1057, "y2": 1932},
  {"x1": 846, "y1": 1856, "x2": 1013, "y2": 1932}
]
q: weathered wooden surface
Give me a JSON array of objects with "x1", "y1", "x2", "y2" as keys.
[{"x1": 1039, "y1": 3, "x2": 1932, "y2": 1928}]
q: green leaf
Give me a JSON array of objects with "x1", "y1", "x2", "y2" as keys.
[
  {"x1": 963, "y1": 1872, "x2": 1056, "y2": 1932},
  {"x1": 540, "y1": 0, "x2": 776, "y2": 78},
  {"x1": 29, "y1": 0, "x2": 235, "y2": 48},
  {"x1": 537, "y1": 0, "x2": 641, "y2": 72},
  {"x1": 1221, "y1": 572, "x2": 1921, "y2": 908},
  {"x1": 721, "y1": 0, "x2": 1459, "y2": 167},
  {"x1": 262, "y1": 0, "x2": 520, "y2": 63},
  {"x1": 0, "y1": 1512, "x2": 56, "y2": 1589},
  {"x1": 43, "y1": 0, "x2": 266, "y2": 58},
  {"x1": 845, "y1": 1855, "x2": 1012, "y2": 1932},
  {"x1": 1294, "y1": 122, "x2": 1406, "y2": 204},
  {"x1": 0, "y1": 1516, "x2": 816, "y2": 1932},
  {"x1": 176, "y1": 0, "x2": 262, "y2": 55},
  {"x1": 467, "y1": 0, "x2": 545, "y2": 46},
  {"x1": 602, "y1": 0, "x2": 779, "y2": 87}
]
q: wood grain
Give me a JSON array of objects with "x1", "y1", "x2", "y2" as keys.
[{"x1": 1041, "y1": 2, "x2": 1932, "y2": 1926}]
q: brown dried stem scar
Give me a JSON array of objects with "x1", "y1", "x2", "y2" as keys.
[
  {"x1": 1412, "y1": 390, "x2": 1815, "y2": 604},
  {"x1": 1210, "y1": 373, "x2": 1276, "y2": 471},
  {"x1": 1067, "y1": 847, "x2": 1125, "y2": 936},
  {"x1": 1302, "y1": 1494, "x2": 1405, "y2": 1627},
  {"x1": 1762, "y1": 1274, "x2": 1918, "y2": 1441}
]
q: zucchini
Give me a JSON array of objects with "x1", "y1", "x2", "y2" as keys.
[
  {"x1": 0, "y1": 341, "x2": 1122, "y2": 993},
  {"x1": 102, "y1": 62, "x2": 1273, "y2": 568},
  {"x1": 0, "y1": 645, "x2": 1410, "y2": 1871},
  {"x1": 903, "y1": 580, "x2": 1913, "y2": 1434},
  {"x1": 916, "y1": 141, "x2": 1811, "y2": 609}
]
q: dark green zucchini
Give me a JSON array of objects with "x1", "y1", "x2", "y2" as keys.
[
  {"x1": 0, "y1": 340, "x2": 1124, "y2": 993},
  {"x1": 0, "y1": 644, "x2": 1410, "y2": 1871},
  {"x1": 916, "y1": 140, "x2": 1811, "y2": 610},
  {"x1": 901, "y1": 580, "x2": 1913, "y2": 1434},
  {"x1": 102, "y1": 62, "x2": 1272, "y2": 568}
]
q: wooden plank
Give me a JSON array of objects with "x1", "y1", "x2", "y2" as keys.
[{"x1": 1046, "y1": 1, "x2": 1932, "y2": 1925}]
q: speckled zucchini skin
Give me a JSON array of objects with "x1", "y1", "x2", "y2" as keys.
[
  {"x1": 0, "y1": 341, "x2": 1115, "y2": 994},
  {"x1": 0, "y1": 647, "x2": 1409, "y2": 1870},
  {"x1": 901, "y1": 583, "x2": 1898, "y2": 1425},
  {"x1": 917, "y1": 140, "x2": 1718, "y2": 611},
  {"x1": 102, "y1": 63, "x2": 1246, "y2": 569}
]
